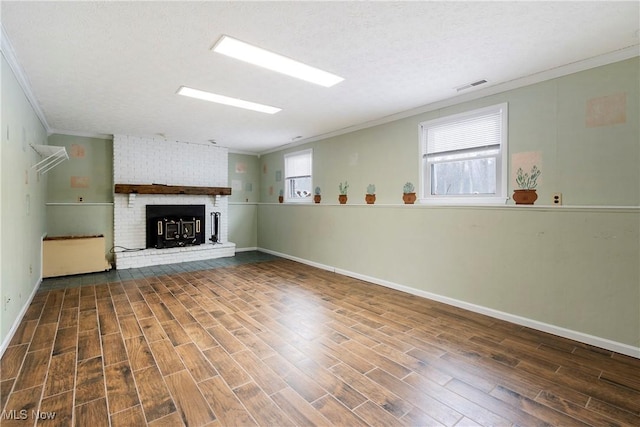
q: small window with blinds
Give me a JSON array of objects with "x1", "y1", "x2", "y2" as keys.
[
  {"x1": 284, "y1": 149, "x2": 313, "y2": 202},
  {"x1": 420, "y1": 103, "x2": 508, "y2": 204}
]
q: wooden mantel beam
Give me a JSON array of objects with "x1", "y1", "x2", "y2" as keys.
[{"x1": 114, "y1": 184, "x2": 232, "y2": 196}]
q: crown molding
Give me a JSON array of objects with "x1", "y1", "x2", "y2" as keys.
[
  {"x1": 228, "y1": 148, "x2": 260, "y2": 156},
  {"x1": 1, "y1": 24, "x2": 51, "y2": 132},
  {"x1": 48, "y1": 128, "x2": 113, "y2": 140},
  {"x1": 260, "y1": 45, "x2": 640, "y2": 156}
]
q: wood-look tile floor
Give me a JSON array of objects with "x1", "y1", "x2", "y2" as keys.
[{"x1": 2, "y1": 258, "x2": 639, "y2": 426}]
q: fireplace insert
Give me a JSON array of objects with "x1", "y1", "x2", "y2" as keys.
[{"x1": 146, "y1": 205, "x2": 205, "y2": 249}]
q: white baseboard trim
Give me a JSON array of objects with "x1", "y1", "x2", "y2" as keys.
[
  {"x1": 258, "y1": 248, "x2": 336, "y2": 273},
  {"x1": 258, "y1": 248, "x2": 640, "y2": 359},
  {"x1": 235, "y1": 246, "x2": 259, "y2": 253},
  {"x1": 0, "y1": 277, "x2": 42, "y2": 358}
]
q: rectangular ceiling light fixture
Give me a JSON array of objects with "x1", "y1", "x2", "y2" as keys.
[
  {"x1": 177, "y1": 86, "x2": 281, "y2": 114},
  {"x1": 213, "y1": 35, "x2": 344, "y2": 88}
]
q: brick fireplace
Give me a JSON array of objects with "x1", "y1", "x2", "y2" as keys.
[{"x1": 113, "y1": 135, "x2": 235, "y2": 269}]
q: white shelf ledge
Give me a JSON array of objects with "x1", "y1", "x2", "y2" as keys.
[
  {"x1": 45, "y1": 202, "x2": 114, "y2": 206},
  {"x1": 31, "y1": 144, "x2": 68, "y2": 174}
]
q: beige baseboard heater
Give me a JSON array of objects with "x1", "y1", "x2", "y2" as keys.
[{"x1": 43, "y1": 234, "x2": 111, "y2": 278}]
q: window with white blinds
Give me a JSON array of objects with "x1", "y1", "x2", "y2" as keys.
[
  {"x1": 284, "y1": 149, "x2": 313, "y2": 202},
  {"x1": 426, "y1": 110, "x2": 502, "y2": 155},
  {"x1": 420, "y1": 103, "x2": 508, "y2": 204}
]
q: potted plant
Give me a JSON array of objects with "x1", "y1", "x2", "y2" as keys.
[
  {"x1": 402, "y1": 182, "x2": 416, "y2": 204},
  {"x1": 314, "y1": 186, "x2": 321, "y2": 204},
  {"x1": 278, "y1": 189, "x2": 284, "y2": 203},
  {"x1": 513, "y1": 165, "x2": 541, "y2": 205},
  {"x1": 338, "y1": 181, "x2": 349, "y2": 204},
  {"x1": 365, "y1": 184, "x2": 376, "y2": 204}
]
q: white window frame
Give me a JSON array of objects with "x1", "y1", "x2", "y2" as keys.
[
  {"x1": 419, "y1": 103, "x2": 508, "y2": 205},
  {"x1": 284, "y1": 148, "x2": 313, "y2": 203}
]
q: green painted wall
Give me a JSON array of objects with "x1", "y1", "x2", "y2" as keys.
[
  {"x1": 228, "y1": 203, "x2": 258, "y2": 250},
  {"x1": 228, "y1": 153, "x2": 260, "y2": 203},
  {"x1": 46, "y1": 134, "x2": 114, "y2": 263},
  {"x1": 256, "y1": 58, "x2": 640, "y2": 351},
  {"x1": 1, "y1": 54, "x2": 48, "y2": 346},
  {"x1": 46, "y1": 134, "x2": 113, "y2": 202},
  {"x1": 227, "y1": 153, "x2": 260, "y2": 249}
]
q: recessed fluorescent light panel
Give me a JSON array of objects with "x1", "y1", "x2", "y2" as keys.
[
  {"x1": 177, "y1": 86, "x2": 281, "y2": 114},
  {"x1": 213, "y1": 35, "x2": 344, "y2": 88}
]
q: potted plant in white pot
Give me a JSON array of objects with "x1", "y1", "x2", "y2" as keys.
[{"x1": 513, "y1": 165, "x2": 541, "y2": 205}]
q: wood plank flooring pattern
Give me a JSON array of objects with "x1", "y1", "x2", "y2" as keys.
[{"x1": 1, "y1": 259, "x2": 639, "y2": 426}]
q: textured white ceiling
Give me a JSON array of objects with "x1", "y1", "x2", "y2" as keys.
[{"x1": 2, "y1": 1, "x2": 639, "y2": 153}]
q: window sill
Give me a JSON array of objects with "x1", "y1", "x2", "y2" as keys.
[{"x1": 283, "y1": 199, "x2": 313, "y2": 204}]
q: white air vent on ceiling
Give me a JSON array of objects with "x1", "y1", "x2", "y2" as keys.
[{"x1": 455, "y1": 79, "x2": 488, "y2": 92}]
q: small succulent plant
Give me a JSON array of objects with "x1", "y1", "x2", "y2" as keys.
[
  {"x1": 403, "y1": 182, "x2": 415, "y2": 194},
  {"x1": 367, "y1": 184, "x2": 376, "y2": 194},
  {"x1": 516, "y1": 166, "x2": 541, "y2": 189},
  {"x1": 339, "y1": 181, "x2": 349, "y2": 195},
  {"x1": 314, "y1": 186, "x2": 321, "y2": 195},
  {"x1": 279, "y1": 189, "x2": 284, "y2": 197}
]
